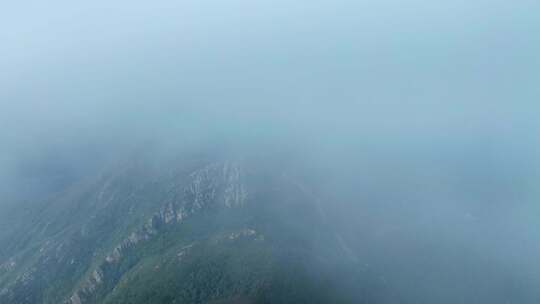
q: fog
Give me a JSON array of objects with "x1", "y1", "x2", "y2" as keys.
[{"x1": 1, "y1": 0, "x2": 539, "y2": 303}]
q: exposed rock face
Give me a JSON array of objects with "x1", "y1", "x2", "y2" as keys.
[
  {"x1": 70, "y1": 293, "x2": 82, "y2": 304},
  {"x1": 0, "y1": 158, "x2": 251, "y2": 304},
  {"x1": 185, "y1": 161, "x2": 248, "y2": 209},
  {"x1": 228, "y1": 229, "x2": 258, "y2": 240},
  {"x1": 68, "y1": 161, "x2": 249, "y2": 304},
  {"x1": 0, "y1": 156, "x2": 355, "y2": 304},
  {"x1": 0, "y1": 259, "x2": 16, "y2": 275}
]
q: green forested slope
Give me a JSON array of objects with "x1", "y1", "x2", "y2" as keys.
[{"x1": 0, "y1": 156, "x2": 366, "y2": 304}]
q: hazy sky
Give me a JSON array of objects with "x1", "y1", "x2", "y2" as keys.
[{"x1": 1, "y1": 0, "x2": 539, "y2": 197}]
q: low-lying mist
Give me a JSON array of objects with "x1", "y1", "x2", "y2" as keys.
[{"x1": 1, "y1": 0, "x2": 539, "y2": 303}]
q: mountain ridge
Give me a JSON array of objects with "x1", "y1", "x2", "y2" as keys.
[{"x1": 0, "y1": 155, "x2": 364, "y2": 304}]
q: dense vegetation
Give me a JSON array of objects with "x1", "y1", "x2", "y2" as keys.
[{"x1": 0, "y1": 156, "x2": 366, "y2": 304}]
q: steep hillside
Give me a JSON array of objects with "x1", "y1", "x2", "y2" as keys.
[{"x1": 0, "y1": 155, "x2": 366, "y2": 304}]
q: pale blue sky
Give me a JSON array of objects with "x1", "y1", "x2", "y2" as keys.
[{"x1": 0, "y1": 0, "x2": 539, "y2": 168}]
